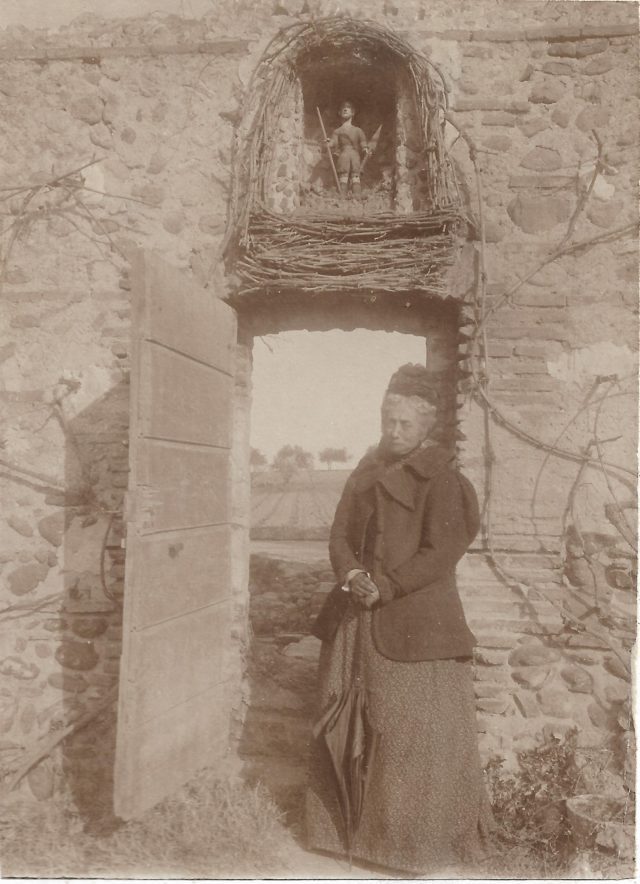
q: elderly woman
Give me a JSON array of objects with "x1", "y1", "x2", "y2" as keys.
[{"x1": 305, "y1": 364, "x2": 490, "y2": 875}]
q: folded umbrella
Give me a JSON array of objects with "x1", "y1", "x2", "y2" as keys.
[{"x1": 312, "y1": 614, "x2": 380, "y2": 863}]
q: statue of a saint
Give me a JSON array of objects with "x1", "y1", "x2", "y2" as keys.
[{"x1": 326, "y1": 101, "x2": 369, "y2": 196}]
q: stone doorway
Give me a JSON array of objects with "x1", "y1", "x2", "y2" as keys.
[{"x1": 235, "y1": 300, "x2": 462, "y2": 832}]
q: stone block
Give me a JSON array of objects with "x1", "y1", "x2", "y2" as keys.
[
  {"x1": 537, "y1": 686, "x2": 571, "y2": 718},
  {"x1": 587, "y1": 201, "x2": 622, "y2": 229},
  {"x1": 483, "y1": 134, "x2": 512, "y2": 152},
  {"x1": 42, "y1": 618, "x2": 68, "y2": 633},
  {"x1": 604, "y1": 655, "x2": 630, "y2": 680},
  {"x1": 519, "y1": 146, "x2": 562, "y2": 172},
  {"x1": 27, "y1": 764, "x2": 55, "y2": 801},
  {"x1": 7, "y1": 514, "x2": 33, "y2": 537},
  {"x1": 560, "y1": 664, "x2": 593, "y2": 693},
  {"x1": 89, "y1": 123, "x2": 112, "y2": 149},
  {"x1": 70, "y1": 95, "x2": 104, "y2": 125},
  {"x1": 529, "y1": 79, "x2": 565, "y2": 104},
  {"x1": 491, "y1": 376, "x2": 557, "y2": 392},
  {"x1": 551, "y1": 107, "x2": 571, "y2": 127},
  {"x1": 131, "y1": 183, "x2": 165, "y2": 206},
  {"x1": 148, "y1": 150, "x2": 168, "y2": 174},
  {"x1": 48, "y1": 672, "x2": 88, "y2": 692},
  {"x1": 487, "y1": 343, "x2": 513, "y2": 358},
  {"x1": 605, "y1": 682, "x2": 630, "y2": 704},
  {"x1": 509, "y1": 644, "x2": 561, "y2": 668},
  {"x1": 20, "y1": 703, "x2": 36, "y2": 734},
  {"x1": 565, "y1": 650, "x2": 599, "y2": 665},
  {"x1": 518, "y1": 117, "x2": 551, "y2": 138},
  {"x1": 482, "y1": 112, "x2": 516, "y2": 127},
  {"x1": 542, "y1": 61, "x2": 574, "y2": 76},
  {"x1": 55, "y1": 641, "x2": 99, "y2": 671},
  {"x1": 7, "y1": 562, "x2": 49, "y2": 596},
  {"x1": 0, "y1": 690, "x2": 18, "y2": 733},
  {"x1": 476, "y1": 697, "x2": 512, "y2": 715},
  {"x1": 575, "y1": 106, "x2": 611, "y2": 132},
  {"x1": 566, "y1": 634, "x2": 609, "y2": 651},
  {"x1": 474, "y1": 682, "x2": 509, "y2": 699},
  {"x1": 453, "y1": 97, "x2": 528, "y2": 113},
  {"x1": 547, "y1": 39, "x2": 607, "y2": 59},
  {"x1": 575, "y1": 81, "x2": 602, "y2": 104},
  {"x1": 0, "y1": 656, "x2": 39, "y2": 680},
  {"x1": 38, "y1": 512, "x2": 65, "y2": 547},
  {"x1": 511, "y1": 666, "x2": 551, "y2": 690},
  {"x1": 514, "y1": 343, "x2": 557, "y2": 359},
  {"x1": 514, "y1": 691, "x2": 540, "y2": 718},
  {"x1": 507, "y1": 193, "x2": 571, "y2": 233},
  {"x1": 587, "y1": 702, "x2": 610, "y2": 729},
  {"x1": 582, "y1": 56, "x2": 614, "y2": 76},
  {"x1": 71, "y1": 617, "x2": 108, "y2": 639},
  {"x1": 474, "y1": 648, "x2": 508, "y2": 666}
]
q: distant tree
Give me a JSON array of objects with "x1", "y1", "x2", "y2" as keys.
[
  {"x1": 272, "y1": 445, "x2": 314, "y2": 484},
  {"x1": 250, "y1": 447, "x2": 267, "y2": 470},
  {"x1": 319, "y1": 447, "x2": 349, "y2": 470}
]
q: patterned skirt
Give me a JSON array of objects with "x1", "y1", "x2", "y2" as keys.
[{"x1": 305, "y1": 608, "x2": 492, "y2": 875}]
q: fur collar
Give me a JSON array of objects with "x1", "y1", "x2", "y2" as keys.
[{"x1": 351, "y1": 444, "x2": 454, "y2": 509}]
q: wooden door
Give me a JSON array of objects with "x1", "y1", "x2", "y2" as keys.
[{"x1": 114, "y1": 251, "x2": 237, "y2": 819}]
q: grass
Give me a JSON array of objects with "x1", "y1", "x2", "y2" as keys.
[{"x1": 1, "y1": 770, "x2": 295, "y2": 879}]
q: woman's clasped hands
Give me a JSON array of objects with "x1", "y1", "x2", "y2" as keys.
[{"x1": 349, "y1": 572, "x2": 380, "y2": 608}]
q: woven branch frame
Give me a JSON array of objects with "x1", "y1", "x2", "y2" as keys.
[{"x1": 224, "y1": 17, "x2": 465, "y2": 300}]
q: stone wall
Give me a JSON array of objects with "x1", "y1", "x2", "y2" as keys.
[{"x1": 0, "y1": 0, "x2": 636, "y2": 805}]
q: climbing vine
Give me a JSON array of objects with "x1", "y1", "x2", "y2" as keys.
[{"x1": 446, "y1": 112, "x2": 637, "y2": 678}]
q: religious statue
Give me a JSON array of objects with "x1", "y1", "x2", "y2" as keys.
[{"x1": 317, "y1": 102, "x2": 380, "y2": 198}]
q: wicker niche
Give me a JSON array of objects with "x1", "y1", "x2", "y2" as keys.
[{"x1": 224, "y1": 18, "x2": 465, "y2": 302}]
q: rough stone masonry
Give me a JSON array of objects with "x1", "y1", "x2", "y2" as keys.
[{"x1": 0, "y1": 0, "x2": 636, "y2": 805}]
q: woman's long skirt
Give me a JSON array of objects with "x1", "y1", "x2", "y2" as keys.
[{"x1": 305, "y1": 609, "x2": 491, "y2": 875}]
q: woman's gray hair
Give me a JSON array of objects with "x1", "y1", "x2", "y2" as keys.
[{"x1": 381, "y1": 393, "x2": 437, "y2": 423}]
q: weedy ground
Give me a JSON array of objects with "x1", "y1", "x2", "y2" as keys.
[{"x1": 1, "y1": 772, "x2": 293, "y2": 879}]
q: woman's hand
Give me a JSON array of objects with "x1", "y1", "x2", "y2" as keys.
[{"x1": 350, "y1": 572, "x2": 381, "y2": 608}]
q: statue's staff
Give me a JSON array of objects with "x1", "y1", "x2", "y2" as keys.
[{"x1": 316, "y1": 107, "x2": 342, "y2": 195}]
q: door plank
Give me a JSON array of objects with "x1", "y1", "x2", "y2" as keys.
[
  {"x1": 115, "y1": 683, "x2": 229, "y2": 820},
  {"x1": 124, "y1": 600, "x2": 231, "y2": 724},
  {"x1": 129, "y1": 525, "x2": 232, "y2": 629},
  {"x1": 138, "y1": 252, "x2": 235, "y2": 372},
  {"x1": 135, "y1": 441, "x2": 229, "y2": 533},
  {"x1": 139, "y1": 342, "x2": 233, "y2": 447}
]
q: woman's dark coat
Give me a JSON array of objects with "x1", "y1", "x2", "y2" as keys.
[{"x1": 312, "y1": 444, "x2": 480, "y2": 662}]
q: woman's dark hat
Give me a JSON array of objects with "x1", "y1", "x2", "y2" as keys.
[{"x1": 386, "y1": 364, "x2": 438, "y2": 404}]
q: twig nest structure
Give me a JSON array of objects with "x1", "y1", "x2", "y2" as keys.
[{"x1": 224, "y1": 17, "x2": 465, "y2": 302}]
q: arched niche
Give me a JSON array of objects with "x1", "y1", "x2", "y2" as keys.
[{"x1": 225, "y1": 17, "x2": 461, "y2": 246}]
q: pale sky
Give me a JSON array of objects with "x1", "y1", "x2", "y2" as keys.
[{"x1": 251, "y1": 330, "x2": 426, "y2": 468}]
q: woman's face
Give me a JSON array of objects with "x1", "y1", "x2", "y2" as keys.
[{"x1": 381, "y1": 398, "x2": 435, "y2": 457}]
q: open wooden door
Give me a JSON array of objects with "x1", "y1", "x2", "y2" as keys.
[{"x1": 114, "y1": 251, "x2": 237, "y2": 819}]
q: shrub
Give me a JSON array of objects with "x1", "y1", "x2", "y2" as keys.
[{"x1": 485, "y1": 729, "x2": 580, "y2": 868}]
